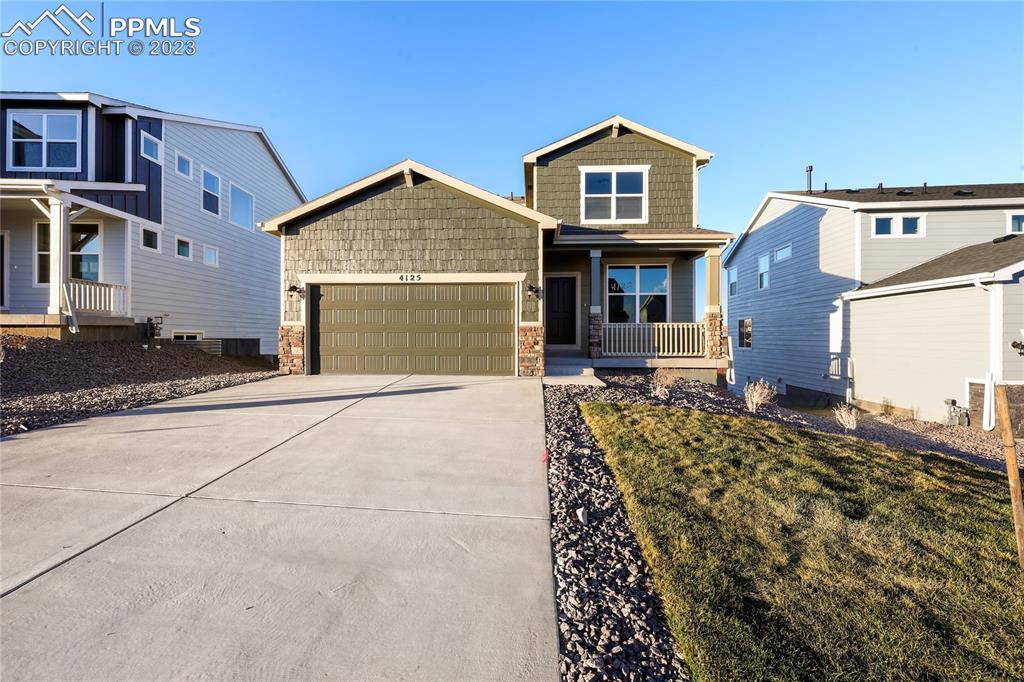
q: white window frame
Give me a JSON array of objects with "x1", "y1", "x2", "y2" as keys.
[
  {"x1": 200, "y1": 168, "x2": 222, "y2": 217},
  {"x1": 871, "y1": 214, "x2": 926, "y2": 238},
  {"x1": 579, "y1": 165, "x2": 650, "y2": 225},
  {"x1": 774, "y1": 243, "x2": 792, "y2": 262},
  {"x1": 229, "y1": 182, "x2": 256, "y2": 230},
  {"x1": 738, "y1": 318, "x2": 753, "y2": 348},
  {"x1": 202, "y1": 245, "x2": 219, "y2": 267},
  {"x1": 140, "y1": 130, "x2": 163, "y2": 165},
  {"x1": 757, "y1": 253, "x2": 770, "y2": 290},
  {"x1": 174, "y1": 235, "x2": 193, "y2": 261},
  {"x1": 174, "y1": 151, "x2": 193, "y2": 179},
  {"x1": 1005, "y1": 210, "x2": 1024, "y2": 235},
  {"x1": 140, "y1": 226, "x2": 162, "y2": 254},
  {"x1": 603, "y1": 262, "x2": 672, "y2": 324},
  {"x1": 727, "y1": 266, "x2": 737, "y2": 296},
  {"x1": 171, "y1": 330, "x2": 204, "y2": 341},
  {"x1": 33, "y1": 219, "x2": 104, "y2": 285},
  {"x1": 6, "y1": 109, "x2": 82, "y2": 172}
]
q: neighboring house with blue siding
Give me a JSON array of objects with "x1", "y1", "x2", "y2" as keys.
[
  {"x1": 0, "y1": 92, "x2": 304, "y2": 354},
  {"x1": 723, "y1": 182, "x2": 1024, "y2": 424}
]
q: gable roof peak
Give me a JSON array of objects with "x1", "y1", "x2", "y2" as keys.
[{"x1": 523, "y1": 115, "x2": 714, "y2": 164}]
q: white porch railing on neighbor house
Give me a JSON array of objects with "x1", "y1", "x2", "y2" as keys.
[
  {"x1": 602, "y1": 322, "x2": 706, "y2": 357},
  {"x1": 67, "y1": 278, "x2": 129, "y2": 316}
]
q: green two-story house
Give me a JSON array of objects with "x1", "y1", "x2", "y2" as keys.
[{"x1": 266, "y1": 116, "x2": 732, "y2": 377}]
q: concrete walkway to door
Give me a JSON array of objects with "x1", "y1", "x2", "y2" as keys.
[{"x1": 0, "y1": 375, "x2": 558, "y2": 681}]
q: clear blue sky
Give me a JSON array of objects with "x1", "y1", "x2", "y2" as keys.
[{"x1": 3, "y1": 1, "x2": 1021, "y2": 305}]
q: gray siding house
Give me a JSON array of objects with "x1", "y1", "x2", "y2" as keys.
[
  {"x1": 267, "y1": 116, "x2": 733, "y2": 377},
  {"x1": 723, "y1": 183, "x2": 1024, "y2": 424},
  {"x1": 0, "y1": 92, "x2": 304, "y2": 354}
]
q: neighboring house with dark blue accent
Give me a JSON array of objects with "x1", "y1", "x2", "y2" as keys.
[
  {"x1": 723, "y1": 182, "x2": 1024, "y2": 423},
  {"x1": 0, "y1": 91, "x2": 304, "y2": 354}
]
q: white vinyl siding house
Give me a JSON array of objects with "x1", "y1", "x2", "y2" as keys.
[
  {"x1": 131, "y1": 120, "x2": 302, "y2": 354},
  {"x1": 727, "y1": 198, "x2": 856, "y2": 398}
]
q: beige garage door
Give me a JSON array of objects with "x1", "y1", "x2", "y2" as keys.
[{"x1": 313, "y1": 283, "x2": 517, "y2": 375}]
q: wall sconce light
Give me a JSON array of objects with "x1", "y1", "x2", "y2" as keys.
[
  {"x1": 526, "y1": 283, "x2": 540, "y2": 298},
  {"x1": 286, "y1": 285, "x2": 305, "y2": 299}
]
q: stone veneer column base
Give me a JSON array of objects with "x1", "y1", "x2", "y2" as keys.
[
  {"x1": 587, "y1": 313, "x2": 603, "y2": 359},
  {"x1": 703, "y1": 310, "x2": 724, "y2": 360},
  {"x1": 519, "y1": 324, "x2": 544, "y2": 377},
  {"x1": 279, "y1": 325, "x2": 305, "y2": 375}
]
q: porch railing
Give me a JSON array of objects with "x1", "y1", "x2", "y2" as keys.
[
  {"x1": 67, "y1": 278, "x2": 129, "y2": 317},
  {"x1": 602, "y1": 322, "x2": 706, "y2": 357}
]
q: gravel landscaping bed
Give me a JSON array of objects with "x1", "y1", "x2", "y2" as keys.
[
  {"x1": 543, "y1": 369, "x2": 1019, "y2": 680},
  {"x1": 1, "y1": 335, "x2": 276, "y2": 435}
]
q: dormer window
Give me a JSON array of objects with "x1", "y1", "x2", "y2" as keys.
[
  {"x1": 579, "y1": 165, "x2": 649, "y2": 224},
  {"x1": 6, "y1": 110, "x2": 81, "y2": 172}
]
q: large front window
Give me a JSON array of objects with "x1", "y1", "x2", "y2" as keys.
[
  {"x1": 606, "y1": 264, "x2": 668, "y2": 323},
  {"x1": 36, "y1": 223, "x2": 100, "y2": 284},
  {"x1": 580, "y1": 166, "x2": 648, "y2": 223},
  {"x1": 7, "y1": 110, "x2": 81, "y2": 172}
]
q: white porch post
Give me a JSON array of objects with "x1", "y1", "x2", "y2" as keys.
[{"x1": 47, "y1": 197, "x2": 70, "y2": 315}]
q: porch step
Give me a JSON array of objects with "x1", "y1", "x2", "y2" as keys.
[{"x1": 545, "y1": 357, "x2": 595, "y2": 377}]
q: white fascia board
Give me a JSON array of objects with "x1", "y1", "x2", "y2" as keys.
[
  {"x1": 263, "y1": 159, "x2": 558, "y2": 234},
  {"x1": 850, "y1": 197, "x2": 1024, "y2": 211},
  {"x1": 522, "y1": 114, "x2": 714, "y2": 163},
  {"x1": 1, "y1": 91, "x2": 126, "y2": 107},
  {"x1": 842, "y1": 260, "x2": 1024, "y2": 300},
  {"x1": 52, "y1": 181, "x2": 147, "y2": 192}
]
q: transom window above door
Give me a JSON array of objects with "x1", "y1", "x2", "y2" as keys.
[
  {"x1": 580, "y1": 166, "x2": 649, "y2": 224},
  {"x1": 7, "y1": 110, "x2": 81, "y2": 172},
  {"x1": 606, "y1": 264, "x2": 668, "y2": 323}
]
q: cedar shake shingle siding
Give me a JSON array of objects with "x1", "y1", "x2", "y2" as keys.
[
  {"x1": 282, "y1": 176, "x2": 540, "y2": 322},
  {"x1": 534, "y1": 129, "x2": 695, "y2": 231}
]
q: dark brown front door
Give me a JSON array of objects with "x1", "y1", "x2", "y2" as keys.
[{"x1": 545, "y1": 276, "x2": 576, "y2": 346}]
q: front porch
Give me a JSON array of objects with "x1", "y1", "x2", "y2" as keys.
[
  {"x1": 1, "y1": 180, "x2": 136, "y2": 338},
  {"x1": 542, "y1": 235, "x2": 727, "y2": 373}
]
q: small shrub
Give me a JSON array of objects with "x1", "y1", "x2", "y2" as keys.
[
  {"x1": 652, "y1": 368, "x2": 677, "y2": 400},
  {"x1": 833, "y1": 403, "x2": 858, "y2": 431},
  {"x1": 744, "y1": 379, "x2": 777, "y2": 414}
]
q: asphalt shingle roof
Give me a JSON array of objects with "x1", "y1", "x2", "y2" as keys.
[
  {"x1": 862, "y1": 234, "x2": 1024, "y2": 289},
  {"x1": 777, "y1": 183, "x2": 1024, "y2": 203}
]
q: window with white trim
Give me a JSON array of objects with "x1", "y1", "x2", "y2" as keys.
[
  {"x1": 203, "y1": 245, "x2": 219, "y2": 267},
  {"x1": 36, "y1": 222, "x2": 100, "y2": 283},
  {"x1": 580, "y1": 166, "x2": 648, "y2": 223},
  {"x1": 229, "y1": 183, "x2": 255, "y2": 229},
  {"x1": 1009, "y1": 214, "x2": 1024, "y2": 234},
  {"x1": 873, "y1": 215, "x2": 924, "y2": 237},
  {"x1": 727, "y1": 267, "x2": 737, "y2": 296},
  {"x1": 175, "y1": 152, "x2": 192, "y2": 179},
  {"x1": 201, "y1": 170, "x2": 221, "y2": 216},
  {"x1": 140, "y1": 131, "x2": 162, "y2": 164},
  {"x1": 172, "y1": 331, "x2": 204, "y2": 341},
  {"x1": 774, "y1": 243, "x2": 792, "y2": 262},
  {"x1": 175, "y1": 236, "x2": 192, "y2": 260},
  {"x1": 7, "y1": 110, "x2": 81, "y2": 171},
  {"x1": 757, "y1": 254, "x2": 770, "y2": 289},
  {"x1": 606, "y1": 264, "x2": 668, "y2": 323},
  {"x1": 141, "y1": 227, "x2": 161, "y2": 253}
]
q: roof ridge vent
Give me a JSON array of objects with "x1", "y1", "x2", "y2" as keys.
[{"x1": 954, "y1": 188, "x2": 975, "y2": 196}]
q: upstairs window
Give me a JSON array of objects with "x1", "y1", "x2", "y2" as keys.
[
  {"x1": 606, "y1": 264, "x2": 668, "y2": 323},
  {"x1": 175, "y1": 152, "x2": 192, "y2": 179},
  {"x1": 201, "y1": 170, "x2": 221, "y2": 216},
  {"x1": 7, "y1": 110, "x2": 81, "y2": 171},
  {"x1": 757, "y1": 254, "x2": 770, "y2": 289},
  {"x1": 140, "y1": 131, "x2": 162, "y2": 164},
  {"x1": 141, "y1": 227, "x2": 161, "y2": 253},
  {"x1": 175, "y1": 236, "x2": 192, "y2": 260},
  {"x1": 1008, "y1": 213, "x2": 1024, "y2": 234},
  {"x1": 774, "y1": 243, "x2": 792, "y2": 262},
  {"x1": 230, "y1": 183, "x2": 255, "y2": 230},
  {"x1": 727, "y1": 267, "x2": 737, "y2": 296},
  {"x1": 580, "y1": 166, "x2": 648, "y2": 223},
  {"x1": 203, "y1": 245, "x2": 219, "y2": 267},
  {"x1": 873, "y1": 215, "x2": 924, "y2": 238}
]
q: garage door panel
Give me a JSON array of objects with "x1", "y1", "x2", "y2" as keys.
[{"x1": 316, "y1": 283, "x2": 516, "y2": 376}]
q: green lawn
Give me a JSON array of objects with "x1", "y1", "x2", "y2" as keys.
[{"x1": 581, "y1": 402, "x2": 1024, "y2": 681}]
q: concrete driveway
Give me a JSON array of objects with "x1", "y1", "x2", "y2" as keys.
[{"x1": 0, "y1": 375, "x2": 557, "y2": 681}]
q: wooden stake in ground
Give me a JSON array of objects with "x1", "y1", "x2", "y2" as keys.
[{"x1": 994, "y1": 384, "x2": 1024, "y2": 569}]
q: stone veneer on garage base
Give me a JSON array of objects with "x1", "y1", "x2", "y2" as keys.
[
  {"x1": 518, "y1": 325, "x2": 545, "y2": 377},
  {"x1": 278, "y1": 325, "x2": 305, "y2": 375}
]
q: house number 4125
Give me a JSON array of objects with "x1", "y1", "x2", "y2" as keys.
[{"x1": 398, "y1": 274, "x2": 422, "y2": 282}]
